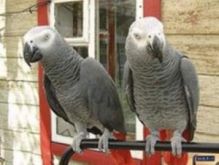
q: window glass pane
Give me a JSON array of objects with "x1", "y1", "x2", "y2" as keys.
[
  {"x1": 99, "y1": 38, "x2": 108, "y2": 68},
  {"x1": 55, "y1": 1, "x2": 83, "y2": 38},
  {"x1": 116, "y1": 0, "x2": 136, "y2": 140},
  {"x1": 97, "y1": 0, "x2": 136, "y2": 140},
  {"x1": 57, "y1": 117, "x2": 76, "y2": 137},
  {"x1": 74, "y1": 46, "x2": 88, "y2": 58}
]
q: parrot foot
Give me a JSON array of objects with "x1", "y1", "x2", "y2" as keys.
[
  {"x1": 72, "y1": 132, "x2": 87, "y2": 153},
  {"x1": 145, "y1": 130, "x2": 160, "y2": 155},
  {"x1": 98, "y1": 129, "x2": 111, "y2": 153},
  {"x1": 170, "y1": 131, "x2": 186, "y2": 157}
]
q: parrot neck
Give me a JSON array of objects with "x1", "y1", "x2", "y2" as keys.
[
  {"x1": 42, "y1": 46, "x2": 83, "y2": 90},
  {"x1": 129, "y1": 44, "x2": 177, "y2": 74}
]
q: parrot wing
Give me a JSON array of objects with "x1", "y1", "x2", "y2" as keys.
[
  {"x1": 123, "y1": 61, "x2": 136, "y2": 113},
  {"x1": 80, "y1": 58, "x2": 126, "y2": 134},
  {"x1": 44, "y1": 74, "x2": 103, "y2": 135},
  {"x1": 180, "y1": 56, "x2": 199, "y2": 141},
  {"x1": 44, "y1": 74, "x2": 72, "y2": 124}
]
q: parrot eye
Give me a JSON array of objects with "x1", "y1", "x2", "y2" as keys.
[
  {"x1": 134, "y1": 33, "x2": 141, "y2": 40},
  {"x1": 148, "y1": 35, "x2": 152, "y2": 39},
  {"x1": 43, "y1": 34, "x2": 50, "y2": 41}
]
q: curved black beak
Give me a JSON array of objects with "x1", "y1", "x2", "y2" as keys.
[
  {"x1": 151, "y1": 36, "x2": 163, "y2": 63},
  {"x1": 23, "y1": 43, "x2": 42, "y2": 67}
]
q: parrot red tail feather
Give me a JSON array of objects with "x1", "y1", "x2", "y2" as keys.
[
  {"x1": 142, "y1": 129, "x2": 189, "y2": 165},
  {"x1": 110, "y1": 132, "x2": 136, "y2": 165}
]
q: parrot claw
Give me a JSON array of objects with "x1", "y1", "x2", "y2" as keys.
[
  {"x1": 72, "y1": 132, "x2": 87, "y2": 153},
  {"x1": 145, "y1": 131, "x2": 160, "y2": 155},
  {"x1": 171, "y1": 132, "x2": 186, "y2": 157},
  {"x1": 98, "y1": 129, "x2": 111, "y2": 153}
]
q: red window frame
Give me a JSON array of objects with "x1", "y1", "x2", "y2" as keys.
[{"x1": 37, "y1": 0, "x2": 161, "y2": 164}]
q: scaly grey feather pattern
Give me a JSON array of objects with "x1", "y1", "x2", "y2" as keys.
[
  {"x1": 23, "y1": 26, "x2": 126, "y2": 152},
  {"x1": 44, "y1": 74, "x2": 72, "y2": 124},
  {"x1": 124, "y1": 17, "x2": 199, "y2": 155},
  {"x1": 44, "y1": 74, "x2": 103, "y2": 135},
  {"x1": 43, "y1": 46, "x2": 125, "y2": 133},
  {"x1": 126, "y1": 43, "x2": 189, "y2": 133}
]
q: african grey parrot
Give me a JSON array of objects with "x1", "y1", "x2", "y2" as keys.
[
  {"x1": 22, "y1": 26, "x2": 126, "y2": 153},
  {"x1": 124, "y1": 17, "x2": 199, "y2": 156}
]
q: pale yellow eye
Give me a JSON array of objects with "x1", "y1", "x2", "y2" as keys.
[
  {"x1": 134, "y1": 33, "x2": 141, "y2": 40},
  {"x1": 43, "y1": 34, "x2": 50, "y2": 41}
]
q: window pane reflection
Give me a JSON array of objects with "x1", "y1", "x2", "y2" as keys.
[
  {"x1": 74, "y1": 46, "x2": 88, "y2": 58},
  {"x1": 57, "y1": 117, "x2": 76, "y2": 137},
  {"x1": 98, "y1": 0, "x2": 136, "y2": 140},
  {"x1": 55, "y1": 1, "x2": 83, "y2": 38}
]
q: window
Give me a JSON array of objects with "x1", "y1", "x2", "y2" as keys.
[
  {"x1": 55, "y1": 1, "x2": 83, "y2": 38},
  {"x1": 97, "y1": 0, "x2": 137, "y2": 140},
  {"x1": 50, "y1": 0, "x2": 144, "y2": 159},
  {"x1": 50, "y1": 0, "x2": 90, "y2": 45}
]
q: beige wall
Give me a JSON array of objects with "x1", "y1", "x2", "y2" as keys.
[
  {"x1": 162, "y1": 0, "x2": 219, "y2": 142},
  {"x1": 0, "y1": 0, "x2": 41, "y2": 164}
]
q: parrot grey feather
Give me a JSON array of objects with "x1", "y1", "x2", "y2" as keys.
[
  {"x1": 44, "y1": 74, "x2": 72, "y2": 124},
  {"x1": 180, "y1": 57, "x2": 199, "y2": 140},
  {"x1": 80, "y1": 58, "x2": 126, "y2": 133},
  {"x1": 124, "y1": 17, "x2": 199, "y2": 155},
  {"x1": 44, "y1": 74, "x2": 102, "y2": 135},
  {"x1": 23, "y1": 26, "x2": 126, "y2": 152},
  {"x1": 123, "y1": 61, "x2": 136, "y2": 112}
]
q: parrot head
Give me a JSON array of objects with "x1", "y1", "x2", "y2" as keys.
[
  {"x1": 126, "y1": 17, "x2": 165, "y2": 63},
  {"x1": 23, "y1": 26, "x2": 62, "y2": 66}
]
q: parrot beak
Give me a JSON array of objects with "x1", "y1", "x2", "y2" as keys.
[
  {"x1": 23, "y1": 43, "x2": 42, "y2": 67},
  {"x1": 151, "y1": 35, "x2": 163, "y2": 63}
]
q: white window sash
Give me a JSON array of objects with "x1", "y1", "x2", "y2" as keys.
[
  {"x1": 131, "y1": 0, "x2": 144, "y2": 159},
  {"x1": 50, "y1": 0, "x2": 89, "y2": 43}
]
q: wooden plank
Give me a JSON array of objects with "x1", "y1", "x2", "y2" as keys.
[
  {"x1": 195, "y1": 106, "x2": 219, "y2": 136},
  {"x1": 0, "y1": 80, "x2": 39, "y2": 105},
  {"x1": 0, "y1": 103, "x2": 39, "y2": 133},
  {"x1": 0, "y1": 57, "x2": 38, "y2": 81},
  {"x1": 162, "y1": 0, "x2": 219, "y2": 34},
  {"x1": 167, "y1": 35, "x2": 219, "y2": 76},
  {"x1": 1, "y1": 36, "x2": 23, "y2": 58},
  {"x1": 194, "y1": 132, "x2": 219, "y2": 143},
  {"x1": 6, "y1": 0, "x2": 37, "y2": 12},
  {"x1": 5, "y1": 13, "x2": 37, "y2": 36},
  {"x1": 199, "y1": 75, "x2": 219, "y2": 108},
  {"x1": 0, "y1": 57, "x2": 7, "y2": 79},
  {"x1": 1, "y1": 149, "x2": 42, "y2": 165},
  {"x1": 5, "y1": 0, "x2": 37, "y2": 35}
]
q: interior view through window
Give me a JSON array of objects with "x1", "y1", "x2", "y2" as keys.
[{"x1": 97, "y1": 0, "x2": 136, "y2": 140}]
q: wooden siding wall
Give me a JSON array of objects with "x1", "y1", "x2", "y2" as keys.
[
  {"x1": 162, "y1": 0, "x2": 219, "y2": 142},
  {"x1": 0, "y1": 0, "x2": 41, "y2": 164}
]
